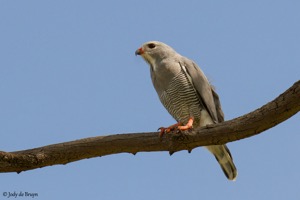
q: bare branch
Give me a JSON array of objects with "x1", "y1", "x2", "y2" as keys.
[{"x1": 0, "y1": 80, "x2": 299, "y2": 173}]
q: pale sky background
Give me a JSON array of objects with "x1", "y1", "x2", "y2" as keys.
[{"x1": 0, "y1": 1, "x2": 299, "y2": 200}]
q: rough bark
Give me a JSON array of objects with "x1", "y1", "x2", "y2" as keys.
[{"x1": 0, "y1": 81, "x2": 299, "y2": 173}]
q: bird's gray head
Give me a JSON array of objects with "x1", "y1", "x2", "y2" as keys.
[{"x1": 135, "y1": 41, "x2": 177, "y2": 66}]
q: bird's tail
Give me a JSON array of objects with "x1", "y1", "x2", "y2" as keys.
[{"x1": 206, "y1": 145, "x2": 237, "y2": 181}]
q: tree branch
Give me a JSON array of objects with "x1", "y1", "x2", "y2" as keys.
[{"x1": 0, "y1": 81, "x2": 299, "y2": 173}]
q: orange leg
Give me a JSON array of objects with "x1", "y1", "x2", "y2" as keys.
[
  {"x1": 177, "y1": 117, "x2": 194, "y2": 131},
  {"x1": 158, "y1": 117, "x2": 194, "y2": 137}
]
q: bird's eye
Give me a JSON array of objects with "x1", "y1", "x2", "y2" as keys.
[{"x1": 147, "y1": 43, "x2": 156, "y2": 49}]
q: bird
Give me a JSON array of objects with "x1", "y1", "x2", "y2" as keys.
[{"x1": 135, "y1": 41, "x2": 237, "y2": 180}]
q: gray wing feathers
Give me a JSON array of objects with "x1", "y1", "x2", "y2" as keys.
[
  {"x1": 181, "y1": 59, "x2": 219, "y2": 123},
  {"x1": 211, "y1": 87, "x2": 224, "y2": 122}
]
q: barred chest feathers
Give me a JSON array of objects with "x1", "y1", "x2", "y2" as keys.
[{"x1": 151, "y1": 62, "x2": 213, "y2": 128}]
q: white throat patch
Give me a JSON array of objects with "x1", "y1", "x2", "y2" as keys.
[{"x1": 143, "y1": 54, "x2": 157, "y2": 71}]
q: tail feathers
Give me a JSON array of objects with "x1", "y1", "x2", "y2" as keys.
[{"x1": 206, "y1": 145, "x2": 237, "y2": 181}]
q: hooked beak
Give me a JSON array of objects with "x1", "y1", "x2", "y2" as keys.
[{"x1": 135, "y1": 47, "x2": 144, "y2": 56}]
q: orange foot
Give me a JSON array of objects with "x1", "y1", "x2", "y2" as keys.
[{"x1": 158, "y1": 117, "x2": 194, "y2": 137}]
